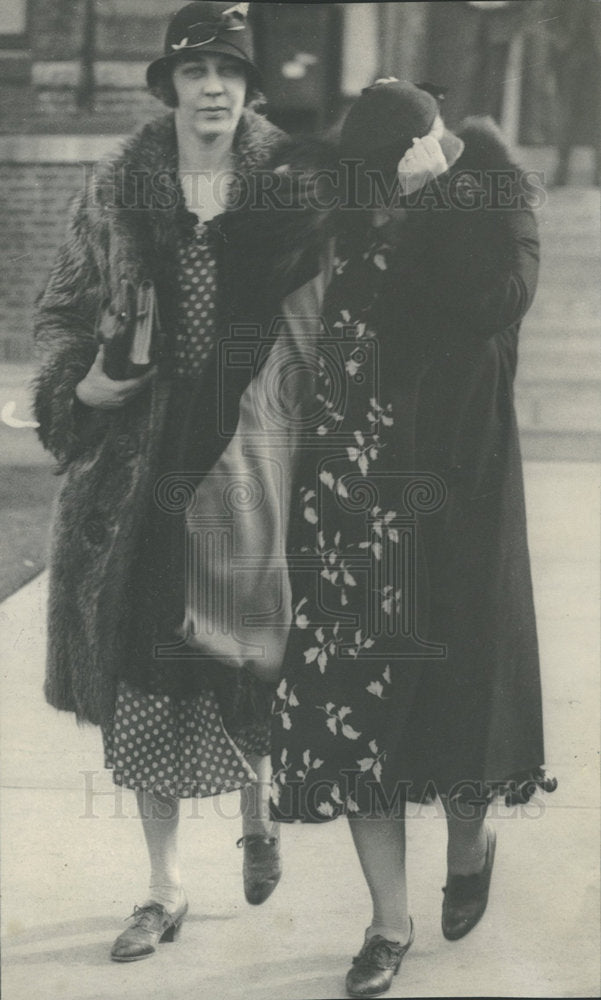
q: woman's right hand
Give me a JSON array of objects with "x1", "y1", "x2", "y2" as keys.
[
  {"x1": 397, "y1": 135, "x2": 449, "y2": 197},
  {"x1": 75, "y1": 345, "x2": 155, "y2": 410}
]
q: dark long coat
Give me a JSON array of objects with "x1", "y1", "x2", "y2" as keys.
[
  {"x1": 33, "y1": 109, "x2": 290, "y2": 726},
  {"x1": 270, "y1": 118, "x2": 552, "y2": 821}
]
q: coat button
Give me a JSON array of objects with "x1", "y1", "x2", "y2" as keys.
[
  {"x1": 114, "y1": 433, "x2": 138, "y2": 460},
  {"x1": 83, "y1": 514, "x2": 106, "y2": 545}
]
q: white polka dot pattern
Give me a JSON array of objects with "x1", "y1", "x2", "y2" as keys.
[
  {"x1": 103, "y1": 680, "x2": 268, "y2": 798},
  {"x1": 172, "y1": 227, "x2": 218, "y2": 377},
  {"x1": 102, "y1": 227, "x2": 270, "y2": 800}
]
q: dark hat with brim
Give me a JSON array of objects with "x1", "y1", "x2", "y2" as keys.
[
  {"x1": 340, "y1": 79, "x2": 464, "y2": 173},
  {"x1": 147, "y1": 1, "x2": 261, "y2": 92}
]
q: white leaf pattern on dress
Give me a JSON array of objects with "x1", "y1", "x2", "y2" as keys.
[
  {"x1": 273, "y1": 683, "x2": 300, "y2": 729},
  {"x1": 276, "y1": 237, "x2": 404, "y2": 818},
  {"x1": 318, "y1": 703, "x2": 362, "y2": 739},
  {"x1": 355, "y1": 740, "x2": 386, "y2": 785},
  {"x1": 317, "y1": 801, "x2": 334, "y2": 817}
]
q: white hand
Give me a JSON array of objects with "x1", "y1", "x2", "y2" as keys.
[
  {"x1": 397, "y1": 135, "x2": 449, "y2": 197},
  {"x1": 75, "y1": 346, "x2": 155, "y2": 410}
]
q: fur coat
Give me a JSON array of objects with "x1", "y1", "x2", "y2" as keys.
[
  {"x1": 33, "y1": 108, "x2": 290, "y2": 725},
  {"x1": 270, "y1": 118, "x2": 552, "y2": 820}
]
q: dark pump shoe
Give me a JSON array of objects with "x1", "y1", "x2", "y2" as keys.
[
  {"x1": 345, "y1": 919, "x2": 415, "y2": 998},
  {"x1": 442, "y1": 825, "x2": 497, "y2": 941},
  {"x1": 110, "y1": 896, "x2": 188, "y2": 962},
  {"x1": 236, "y1": 830, "x2": 282, "y2": 905}
]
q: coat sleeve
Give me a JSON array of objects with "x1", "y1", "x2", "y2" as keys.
[
  {"x1": 32, "y1": 194, "x2": 106, "y2": 470},
  {"x1": 403, "y1": 170, "x2": 540, "y2": 347},
  {"x1": 427, "y1": 192, "x2": 540, "y2": 336}
]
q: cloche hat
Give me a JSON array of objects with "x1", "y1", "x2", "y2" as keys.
[
  {"x1": 340, "y1": 79, "x2": 464, "y2": 174},
  {"x1": 146, "y1": 2, "x2": 260, "y2": 93}
]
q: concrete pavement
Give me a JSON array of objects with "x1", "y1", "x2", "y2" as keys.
[{"x1": 1, "y1": 460, "x2": 599, "y2": 999}]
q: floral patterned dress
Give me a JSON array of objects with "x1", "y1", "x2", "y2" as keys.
[{"x1": 270, "y1": 230, "x2": 557, "y2": 822}]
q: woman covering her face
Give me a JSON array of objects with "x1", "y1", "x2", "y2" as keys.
[{"x1": 269, "y1": 79, "x2": 557, "y2": 998}]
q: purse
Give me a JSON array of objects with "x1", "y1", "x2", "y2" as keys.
[{"x1": 97, "y1": 278, "x2": 161, "y2": 380}]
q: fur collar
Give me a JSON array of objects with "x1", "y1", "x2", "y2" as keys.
[
  {"x1": 456, "y1": 115, "x2": 517, "y2": 170},
  {"x1": 82, "y1": 109, "x2": 285, "y2": 292},
  {"x1": 93, "y1": 108, "x2": 285, "y2": 211}
]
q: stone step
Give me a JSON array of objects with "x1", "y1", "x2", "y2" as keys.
[
  {"x1": 518, "y1": 359, "x2": 600, "y2": 383},
  {"x1": 539, "y1": 239, "x2": 600, "y2": 260},
  {"x1": 515, "y1": 381, "x2": 601, "y2": 435},
  {"x1": 524, "y1": 294, "x2": 600, "y2": 332},
  {"x1": 520, "y1": 429, "x2": 601, "y2": 462},
  {"x1": 518, "y1": 339, "x2": 600, "y2": 382},
  {"x1": 520, "y1": 335, "x2": 600, "y2": 356},
  {"x1": 522, "y1": 327, "x2": 599, "y2": 347},
  {"x1": 538, "y1": 210, "x2": 600, "y2": 235},
  {"x1": 537, "y1": 197, "x2": 600, "y2": 230},
  {"x1": 536, "y1": 257, "x2": 599, "y2": 280},
  {"x1": 535, "y1": 263, "x2": 599, "y2": 288}
]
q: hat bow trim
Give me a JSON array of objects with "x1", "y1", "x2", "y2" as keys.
[{"x1": 171, "y1": 3, "x2": 249, "y2": 51}]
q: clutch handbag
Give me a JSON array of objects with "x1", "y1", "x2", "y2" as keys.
[{"x1": 97, "y1": 278, "x2": 161, "y2": 380}]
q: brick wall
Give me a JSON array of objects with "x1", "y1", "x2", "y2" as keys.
[
  {"x1": 35, "y1": 85, "x2": 160, "y2": 135},
  {"x1": 0, "y1": 160, "x2": 83, "y2": 361},
  {"x1": 28, "y1": 0, "x2": 85, "y2": 60},
  {"x1": 28, "y1": 0, "x2": 166, "y2": 60},
  {"x1": 0, "y1": 135, "x2": 132, "y2": 362}
]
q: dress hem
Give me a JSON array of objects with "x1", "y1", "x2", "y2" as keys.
[{"x1": 270, "y1": 766, "x2": 559, "y2": 824}]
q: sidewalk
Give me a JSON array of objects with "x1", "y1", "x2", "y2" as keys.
[{"x1": 1, "y1": 460, "x2": 599, "y2": 1000}]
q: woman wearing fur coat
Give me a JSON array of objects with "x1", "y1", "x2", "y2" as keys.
[{"x1": 33, "y1": 0, "x2": 307, "y2": 962}]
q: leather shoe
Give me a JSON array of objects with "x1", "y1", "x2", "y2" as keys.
[
  {"x1": 110, "y1": 895, "x2": 188, "y2": 962},
  {"x1": 442, "y1": 825, "x2": 496, "y2": 941},
  {"x1": 345, "y1": 919, "x2": 414, "y2": 998},
  {"x1": 237, "y1": 829, "x2": 282, "y2": 905}
]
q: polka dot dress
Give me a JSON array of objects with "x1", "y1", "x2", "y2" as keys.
[
  {"x1": 172, "y1": 223, "x2": 218, "y2": 377},
  {"x1": 103, "y1": 681, "x2": 268, "y2": 798},
  {"x1": 103, "y1": 221, "x2": 271, "y2": 799}
]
